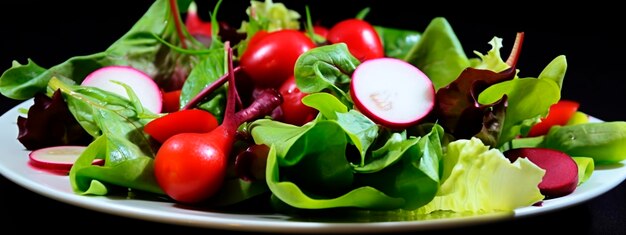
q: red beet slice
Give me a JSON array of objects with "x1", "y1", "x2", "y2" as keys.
[{"x1": 504, "y1": 147, "x2": 579, "y2": 198}]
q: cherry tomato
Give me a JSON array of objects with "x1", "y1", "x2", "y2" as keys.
[
  {"x1": 527, "y1": 100, "x2": 580, "y2": 137},
  {"x1": 327, "y1": 19, "x2": 384, "y2": 61},
  {"x1": 278, "y1": 76, "x2": 318, "y2": 126},
  {"x1": 144, "y1": 109, "x2": 218, "y2": 143},
  {"x1": 313, "y1": 25, "x2": 329, "y2": 39},
  {"x1": 239, "y1": 30, "x2": 316, "y2": 88},
  {"x1": 246, "y1": 30, "x2": 269, "y2": 49},
  {"x1": 161, "y1": 89, "x2": 181, "y2": 113}
]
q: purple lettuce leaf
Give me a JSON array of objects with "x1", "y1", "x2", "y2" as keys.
[
  {"x1": 434, "y1": 67, "x2": 516, "y2": 142},
  {"x1": 17, "y1": 90, "x2": 92, "y2": 150}
]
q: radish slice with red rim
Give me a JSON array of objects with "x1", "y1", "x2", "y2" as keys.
[
  {"x1": 29, "y1": 146, "x2": 103, "y2": 172},
  {"x1": 350, "y1": 58, "x2": 435, "y2": 129},
  {"x1": 81, "y1": 66, "x2": 163, "y2": 113}
]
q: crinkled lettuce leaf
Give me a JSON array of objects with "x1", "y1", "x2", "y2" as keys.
[
  {"x1": 572, "y1": 157, "x2": 594, "y2": 185},
  {"x1": 416, "y1": 138, "x2": 545, "y2": 214},
  {"x1": 472, "y1": 37, "x2": 510, "y2": 72}
]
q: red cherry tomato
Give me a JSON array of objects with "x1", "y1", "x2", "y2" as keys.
[
  {"x1": 245, "y1": 30, "x2": 269, "y2": 49},
  {"x1": 527, "y1": 100, "x2": 580, "y2": 137},
  {"x1": 239, "y1": 30, "x2": 316, "y2": 88},
  {"x1": 327, "y1": 19, "x2": 384, "y2": 61},
  {"x1": 313, "y1": 25, "x2": 329, "y2": 39},
  {"x1": 144, "y1": 109, "x2": 218, "y2": 143},
  {"x1": 278, "y1": 76, "x2": 318, "y2": 126}
]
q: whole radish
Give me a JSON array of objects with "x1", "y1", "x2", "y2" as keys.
[{"x1": 154, "y1": 42, "x2": 282, "y2": 204}]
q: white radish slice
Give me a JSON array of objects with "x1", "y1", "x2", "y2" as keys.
[
  {"x1": 29, "y1": 146, "x2": 103, "y2": 171},
  {"x1": 350, "y1": 58, "x2": 435, "y2": 129},
  {"x1": 81, "y1": 65, "x2": 163, "y2": 113}
]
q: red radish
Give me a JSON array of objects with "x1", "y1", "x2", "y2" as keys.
[
  {"x1": 29, "y1": 146, "x2": 104, "y2": 172},
  {"x1": 350, "y1": 58, "x2": 435, "y2": 129},
  {"x1": 144, "y1": 109, "x2": 218, "y2": 143},
  {"x1": 154, "y1": 42, "x2": 282, "y2": 204},
  {"x1": 184, "y1": 2, "x2": 212, "y2": 38},
  {"x1": 504, "y1": 147, "x2": 579, "y2": 198},
  {"x1": 161, "y1": 89, "x2": 182, "y2": 113},
  {"x1": 81, "y1": 66, "x2": 163, "y2": 114}
]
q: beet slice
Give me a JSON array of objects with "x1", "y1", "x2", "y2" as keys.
[{"x1": 503, "y1": 147, "x2": 579, "y2": 198}]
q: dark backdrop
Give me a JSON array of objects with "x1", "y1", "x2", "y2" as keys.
[
  {"x1": 1, "y1": 1, "x2": 625, "y2": 234},
  {"x1": 2, "y1": 1, "x2": 625, "y2": 121}
]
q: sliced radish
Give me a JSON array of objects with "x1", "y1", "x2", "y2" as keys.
[
  {"x1": 504, "y1": 147, "x2": 579, "y2": 198},
  {"x1": 29, "y1": 146, "x2": 104, "y2": 172},
  {"x1": 350, "y1": 58, "x2": 435, "y2": 129},
  {"x1": 81, "y1": 66, "x2": 163, "y2": 113}
]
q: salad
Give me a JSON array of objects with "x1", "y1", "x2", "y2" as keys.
[{"x1": 1, "y1": 0, "x2": 625, "y2": 219}]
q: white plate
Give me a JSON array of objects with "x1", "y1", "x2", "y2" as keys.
[{"x1": 1, "y1": 99, "x2": 625, "y2": 233}]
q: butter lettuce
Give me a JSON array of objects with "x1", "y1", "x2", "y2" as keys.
[
  {"x1": 572, "y1": 157, "x2": 594, "y2": 185},
  {"x1": 416, "y1": 138, "x2": 545, "y2": 214}
]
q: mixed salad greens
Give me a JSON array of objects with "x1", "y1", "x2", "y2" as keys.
[{"x1": 2, "y1": 0, "x2": 626, "y2": 218}]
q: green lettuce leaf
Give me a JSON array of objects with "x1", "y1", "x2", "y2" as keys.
[
  {"x1": 302, "y1": 92, "x2": 378, "y2": 165},
  {"x1": 294, "y1": 43, "x2": 360, "y2": 103},
  {"x1": 48, "y1": 77, "x2": 162, "y2": 195},
  {"x1": 478, "y1": 78, "x2": 561, "y2": 146},
  {"x1": 572, "y1": 157, "x2": 594, "y2": 185},
  {"x1": 542, "y1": 122, "x2": 626, "y2": 164},
  {"x1": 416, "y1": 138, "x2": 545, "y2": 214},
  {"x1": 403, "y1": 17, "x2": 470, "y2": 90},
  {"x1": 253, "y1": 115, "x2": 443, "y2": 210},
  {"x1": 240, "y1": 0, "x2": 301, "y2": 34},
  {"x1": 179, "y1": 48, "x2": 226, "y2": 120},
  {"x1": 472, "y1": 37, "x2": 510, "y2": 72},
  {"x1": 374, "y1": 26, "x2": 421, "y2": 59},
  {"x1": 538, "y1": 55, "x2": 567, "y2": 89}
]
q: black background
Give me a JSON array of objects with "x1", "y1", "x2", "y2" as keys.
[{"x1": 0, "y1": 1, "x2": 625, "y2": 234}]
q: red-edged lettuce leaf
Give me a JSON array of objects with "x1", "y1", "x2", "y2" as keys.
[
  {"x1": 434, "y1": 67, "x2": 516, "y2": 142},
  {"x1": 17, "y1": 90, "x2": 92, "y2": 150},
  {"x1": 472, "y1": 92, "x2": 507, "y2": 147}
]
